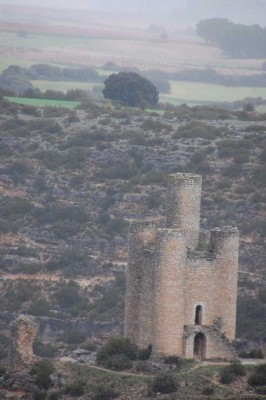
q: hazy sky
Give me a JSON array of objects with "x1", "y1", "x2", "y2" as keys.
[{"x1": 3, "y1": 0, "x2": 266, "y2": 26}]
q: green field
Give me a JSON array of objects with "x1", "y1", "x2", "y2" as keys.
[
  {"x1": 32, "y1": 80, "x2": 103, "y2": 93},
  {"x1": 4, "y1": 96, "x2": 80, "y2": 108},
  {"x1": 162, "y1": 81, "x2": 266, "y2": 104}
]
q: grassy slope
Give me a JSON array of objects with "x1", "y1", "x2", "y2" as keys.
[{"x1": 4, "y1": 96, "x2": 80, "y2": 108}]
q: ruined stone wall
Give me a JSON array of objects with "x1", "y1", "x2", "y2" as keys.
[
  {"x1": 184, "y1": 326, "x2": 235, "y2": 360},
  {"x1": 166, "y1": 173, "x2": 202, "y2": 250},
  {"x1": 153, "y1": 229, "x2": 186, "y2": 355},
  {"x1": 9, "y1": 315, "x2": 37, "y2": 371}
]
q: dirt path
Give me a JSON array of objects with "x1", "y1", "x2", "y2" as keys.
[{"x1": 57, "y1": 359, "x2": 230, "y2": 379}]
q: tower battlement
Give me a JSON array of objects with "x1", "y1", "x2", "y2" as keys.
[{"x1": 124, "y1": 173, "x2": 239, "y2": 360}]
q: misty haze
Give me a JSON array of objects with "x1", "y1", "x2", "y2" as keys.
[{"x1": 0, "y1": 0, "x2": 265, "y2": 399}]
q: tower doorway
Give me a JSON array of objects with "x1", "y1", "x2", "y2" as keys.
[
  {"x1": 193, "y1": 332, "x2": 206, "y2": 359},
  {"x1": 195, "y1": 305, "x2": 203, "y2": 325}
]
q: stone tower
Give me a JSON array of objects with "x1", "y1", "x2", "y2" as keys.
[{"x1": 124, "y1": 173, "x2": 239, "y2": 359}]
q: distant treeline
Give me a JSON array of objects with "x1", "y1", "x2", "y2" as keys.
[
  {"x1": 169, "y1": 68, "x2": 266, "y2": 87},
  {"x1": 1, "y1": 61, "x2": 266, "y2": 99},
  {"x1": 103, "y1": 62, "x2": 266, "y2": 88},
  {"x1": 0, "y1": 64, "x2": 103, "y2": 96},
  {"x1": 5, "y1": 64, "x2": 103, "y2": 82},
  {"x1": 0, "y1": 64, "x2": 171, "y2": 96},
  {"x1": 197, "y1": 18, "x2": 266, "y2": 58},
  {"x1": 23, "y1": 88, "x2": 91, "y2": 102}
]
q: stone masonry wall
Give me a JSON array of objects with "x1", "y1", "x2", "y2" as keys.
[
  {"x1": 184, "y1": 256, "x2": 217, "y2": 327},
  {"x1": 137, "y1": 224, "x2": 157, "y2": 349},
  {"x1": 153, "y1": 229, "x2": 186, "y2": 355}
]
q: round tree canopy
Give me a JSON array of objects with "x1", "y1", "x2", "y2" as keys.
[{"x1": 103, "y1": 72, "x2": 159, "y2": 108}]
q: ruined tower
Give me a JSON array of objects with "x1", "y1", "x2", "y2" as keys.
[{"x1": 124, "y1": 173, "x2": 239, "y2": 359}]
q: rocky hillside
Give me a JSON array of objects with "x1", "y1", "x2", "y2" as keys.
[{"x1": 0, "y1": 99, "x2": 265, "y2": 341}]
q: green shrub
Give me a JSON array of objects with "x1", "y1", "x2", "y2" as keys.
[
  {"x1": 105, "y1": 218, "x2": 128, "y2": 236},
  {"x1": 140, "y1": 171, "x2": 168, "y2": 186},
  {"x1": 96, "y1": 337, "x2": 137, "y2": 370},
  {"x1": 47, "y1": 392, "x2": 61, "y2": 400},
  {"x1": 33, "y1": 390, "x2": 47, "y2": 400},
  {"x1": 60, "y1": 330, "x2": 87, "y2": 345},
  {"x1": 30, "y1": 359, "x2": 55, "y2": 390},
  {"x1": 202, "y1": 386, "x2": 215, "y2": 396},
  {"x1": 173, "y1": 121, "x2": 222, "y2": 140},
  {"x1": 138, "y1": 344, "x2": 152, "y2": 360},
  {"x1": 28, "y1": 118, "x2": 62, "y2": 133},
  {"x1": 20, "y1": 262, "x2": 42, "y2": 275},
  {"x1": 93, "y1": 385, "x2": 118, "y2": 400},
  {"x1": 104, "y1": 354, "x2": 133, "y2": 370},
  {"x1": 82, "y1": 341, "x2": 97, "y2": 351},
  {"x1": 64, "y1": 380, "x2": 86, "y2": 396},
  {"x1": 230, "y1": 360, "x2": 246, "y2": 376},
  {"x1": 97, "y1": 337, "x2": 137, "y2": 361},
  {"x1": 152, "y1": 372, "x2": 178, "y2": 394},
  {"x1": 164, "y1": 355, "x2": 181, "y2": 368},
  {"x1": 0, "y1": 365, "x2": 7, "y2": 377},
  {"x1": 220, "y1": 361, "x2": 245, "y2": 384},
  {"x1": 98, "y1": 161, "x2": 138, "y2": 180},
  {"x1": 33, "y1": 340, "x2": 57, "y2": 358},
  {"x1": 2, "y1": 198, "x2": 32, "y2": 216},
  {"x1": 55, "y1": 281, "x2": 82, "y2": 309},
  {"x1": 239, "y1": 349, "x2": 264, "y2": 359},
  {"x1": 28, "y1": 298, "x2": 50, "y2": 316},
  {"x1": 248, "y1": 364, "x2": 266, "y2": 386},
  {"x1": 220, "y1": 368, "x2": 234, "y2": 384}
]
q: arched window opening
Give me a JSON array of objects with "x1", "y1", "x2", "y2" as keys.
[
  {"x1": 193, "y1": 332, "x2": 206, "y2": 359},
  {"x1": 195, "y1": 305, "x2": 203, "y2": 325}
]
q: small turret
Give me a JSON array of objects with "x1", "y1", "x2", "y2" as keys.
[{"x1": 166, "y1": 173, "x2": 202, "y2": 250}]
